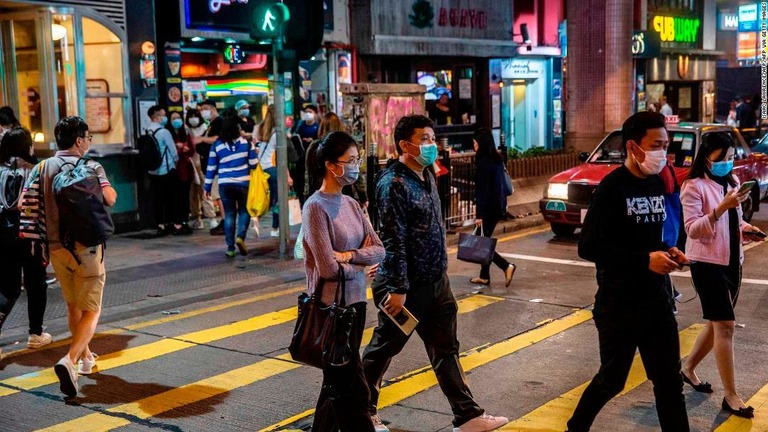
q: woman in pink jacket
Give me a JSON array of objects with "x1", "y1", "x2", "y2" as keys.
[{"x1": 679, "y1": 134, "x2": 765, "y2": 419}]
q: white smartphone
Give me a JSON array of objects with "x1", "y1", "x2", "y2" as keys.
[{"x1": 379, "y1": 295, "x2": 419, "y2": 336}]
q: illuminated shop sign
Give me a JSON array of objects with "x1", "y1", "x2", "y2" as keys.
[
  {"x1": 651, "y1": 15, "x2": 701, "y2": 47},
  {"x1": 186, "y1": 0, "x2": 251, "y2": 32},
  {"x1": 223, "y1": 44, "x2": 245, "y2": 64},
  {"x1": 718, "y1": 12, "x2": 738, "y2": 31},
  {"x1": 738, "y1": 4, "x2": 759, "y2": 32},
  {"x1": 632, "y1": 30, "x2": 660, "y2": 58}
]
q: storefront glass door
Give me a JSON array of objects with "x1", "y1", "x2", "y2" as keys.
[{"x1": 10, "y1": 18, "x2": 44, "y2": 134}]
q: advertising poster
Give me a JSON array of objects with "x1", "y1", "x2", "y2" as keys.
[{"x1": 164, "y1": 42, "x2": 183, "y2": 113}]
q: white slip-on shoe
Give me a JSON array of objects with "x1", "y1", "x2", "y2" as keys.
[
  {"x1": 54, "y1": 356, "x2": 78, "y2": 397},
  {"x1": 27, "y1": 332, "x2": 52, "y2": 349},
  {"x1": 371, "y1": 414, "x2": 390, "y2": 432},
  {"x1": 453, "y1": 414, "x2": 509, "y2": 432},
  {"x1": 78, "y1": 353, "x2": 99, "y2": 375}
]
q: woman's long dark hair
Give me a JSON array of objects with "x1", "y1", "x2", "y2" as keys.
[
  {"x1": 687, "y1": 132, "x2": 737, "y2": 187},
  {"x1": 306, "y1": 131, "x2": 357, "y2": 196},
  {"x1": 0, "y1": 127, "x2": 35, "y2": 164},
  {"x1": 473, "y1": 128, "x2": 502, "y2": 164},
  {"x1": 166, "y1": 111, "x2": 188, "y2": 142}
]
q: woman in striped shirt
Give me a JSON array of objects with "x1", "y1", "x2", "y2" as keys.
[{"x1": 204, "y1": 115, "x2": 258, "y2": 257}]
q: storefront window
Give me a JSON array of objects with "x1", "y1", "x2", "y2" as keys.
[
  {"x1": 82, "y1": 17, "x2": 126, "y2": 146},
  {"x1": 53, "y1": 14, "x2": 78, "y2": 119},
  {"x1": 12, "y1": 19, "x2": 45, "y2": 136}
]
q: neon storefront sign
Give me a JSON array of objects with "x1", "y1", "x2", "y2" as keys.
[
  {"x1": 652, "y1": 15, "x2": 700, "y2": 44},
  {"x1": 209, "y1": 0, "x2": 248, "y2": 13}
]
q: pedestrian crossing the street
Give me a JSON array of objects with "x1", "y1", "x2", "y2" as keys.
[{"x1": 1, "y1": 229, "x2": 767, "y2": 431}]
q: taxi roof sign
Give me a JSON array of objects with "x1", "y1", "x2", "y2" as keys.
[{"x1": 665, "y1": 115, "x2": 680, "y2": 125}]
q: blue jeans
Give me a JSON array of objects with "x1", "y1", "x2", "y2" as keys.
[
  {"x1": 265, "y1": 166, "x2": 279, "y2": 229},
  {"x1": 219, "y1": 184, "x2": 250, "y2": 251}
]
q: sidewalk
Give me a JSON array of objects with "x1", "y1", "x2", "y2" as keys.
[{"x1": 0, "y1": 211, "x2": 547, "y2": 347}]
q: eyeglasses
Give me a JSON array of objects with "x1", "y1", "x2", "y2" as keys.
[{"x1": 335, "y1": 157, "x2": 363, "y2": 167}]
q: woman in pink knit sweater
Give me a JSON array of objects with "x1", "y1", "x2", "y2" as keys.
[{"x1": 679, "y1": 133, "x2": 765, "y2": 419}]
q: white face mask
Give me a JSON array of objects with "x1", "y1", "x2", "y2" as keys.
[
  {"x1": 188, "y1": 117, "x2": 201, "y2": 127},
  {"x1": 304, "y1": 112, "x2": 315, "y2": 122},
  {"x1": 201, "y1": 110, "x2": 212, "y2": 120},
  {"x1": 632, "y1": 146, "x2": 667, "y2": 175}
]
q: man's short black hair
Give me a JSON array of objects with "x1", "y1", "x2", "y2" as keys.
[
  {"x1": 393, "y1": 115, "x2": 434, "y2": 155},
  {"x1": 147, "y1": 105, "x2": 165, "y2": 119},
  {"x1": 304, "y1": 104, "x2": 318, "y2": 113},
  {"x1": 200, "y1": 99, "x2": 217, "y2": 109},
  {"x1": 621, "y1": 111, "x2": 666, "y2": 151},
  {"x1": 54, "y1": 116, "x2": 89, "y2": 150}
]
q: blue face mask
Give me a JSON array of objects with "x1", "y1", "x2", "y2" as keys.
[
  {"x1": 409, "y1": 142, "x2": 438, "y2": 167},
  {"x1": 159, "y1": 116, "x2": 168, "y2": 127},
  {"x1": 240, "y1": 109, "x2": 250, "y2": 117},
  {"x1": 171, "y1": 118, "x2": 184, "y2": 129},
  {"x1": 709, "y1": 159, "x2": 734, "y2": 177},
  {"x1": 333, "y1": 163, "x2": 360, "y2": 186}
]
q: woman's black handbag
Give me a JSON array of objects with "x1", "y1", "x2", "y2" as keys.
[
  {"x1": 288, "y1": 267, "x2": 357, "y2": 369},
  {"x1": 457, "y1": 226, "x2": 497, "y2": 266}
]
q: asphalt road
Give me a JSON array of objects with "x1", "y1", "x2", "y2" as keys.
[{"x1": 0, "y1": 209, "x2": 767, "y2": 432}]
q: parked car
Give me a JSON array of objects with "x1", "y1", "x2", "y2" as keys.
[{"x1": 540, "y1": 123, "x2": 768, "y2": 237}]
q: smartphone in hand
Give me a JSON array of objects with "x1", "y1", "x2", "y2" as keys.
[
  {"x1": 744, "y1": 229, "x2": 767, "y2": 239},
  {"x1": 379, "y1": 295, "x2": 419, "y2": 336},
  {"x1": 738, "y1": 180, "x2": 756, "y2": 195}
]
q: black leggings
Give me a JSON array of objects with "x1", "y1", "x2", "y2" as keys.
[
  {"x1": 477, "y1": 217, "x2": 511, "y2": 280},
  {"x1": 0, "y1": 239, "x2": 47, "y2": 335}
]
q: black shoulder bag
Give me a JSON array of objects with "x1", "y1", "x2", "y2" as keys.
[{"x1": 289, "y1": 266, "x2": 357, "y2": 369}]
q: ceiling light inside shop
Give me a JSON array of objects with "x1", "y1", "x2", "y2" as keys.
[
  {"x1": 52, "y1": 24, "x2": 67, "y2": 41},
  {"x1": 191, "y1": 36, "x2": 205, "y2": 42}
]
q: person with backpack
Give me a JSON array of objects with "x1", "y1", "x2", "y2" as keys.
[
  {"x1": 27, "y1": 116, "x2": 117, "y2": 397},
  {"x1": 145, "y1": 105, "x2": 180, "y2": 236},
  {"x1": 204, "y1": 115, "x2": 257, "y2": 257},
  {"x1": 0, "y1": 127, "x2": 51, "y2": 359}
]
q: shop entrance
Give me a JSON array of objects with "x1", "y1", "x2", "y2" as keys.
[{"x1": 501, "y1": 78, "x2": 541, "y2": 151}]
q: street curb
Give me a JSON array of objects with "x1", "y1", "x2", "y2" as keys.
[{"x1": 0, "y1": 267, "x2": 307, "y2": 348}]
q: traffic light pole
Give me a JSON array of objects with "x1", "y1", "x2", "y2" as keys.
[{"x1": 272, "y1": 37, "x2": 289, "y2": 256}]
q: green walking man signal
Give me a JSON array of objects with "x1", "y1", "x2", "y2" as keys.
[{"x1": 250, "y1": 2, "x2": 290, "y2": 40}]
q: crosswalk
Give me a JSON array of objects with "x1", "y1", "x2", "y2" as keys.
[{"x1": 0, "y1": 266, "x2": 766, "y2": 430}]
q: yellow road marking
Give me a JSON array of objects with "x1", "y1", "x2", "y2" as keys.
[
  {"x1": 260, "y1": 308, "x2": 593, "y2": 432},
  {"x1": 715, "y1": 382, "x2": 768, "y2": 431},
  {"x1": 446, "y1": 226, "x2": 550, "y2": 255},
  {"x1": 2, "y1": 285, "x2": 305, "y2": 359},
  {"x1": 35, "y1": 295, "x2": 503, "y2": 432},
  {"x1": 498, "y1": 324, "x2": 704, "y2": 431}
]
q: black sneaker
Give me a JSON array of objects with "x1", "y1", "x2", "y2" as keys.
[{"x1": 210, "y1": 224, "x2": 225, "y2": 236}]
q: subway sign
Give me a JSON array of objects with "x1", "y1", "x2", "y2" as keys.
[{"x1": 651, "y1": 15, "x2": 701, "y2": 48}]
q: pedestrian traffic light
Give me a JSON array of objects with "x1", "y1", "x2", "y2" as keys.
[{"x1": 250, "y1": 1, "x2": 290, "y2": 40}]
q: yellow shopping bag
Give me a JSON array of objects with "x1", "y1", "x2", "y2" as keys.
[{"x1": 247, "y1": 165, "x2": 271, "y2": 217}]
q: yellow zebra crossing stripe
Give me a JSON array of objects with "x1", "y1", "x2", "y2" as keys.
[
  {"x1": 715, "y1": 382, "x2": 768, "y2": 432},
  {"x1": 34, "y1": 295, "x2": 504, "y2": 432},
  {"x1": 498, "y1": 324, "x2": 704, "y2": 431},
  {"x1": 1, "y1": 284, "x2": 305, "y2": 359},
  {"x1": 260, "y1": 308, "x2": 594, "y2": 432}
]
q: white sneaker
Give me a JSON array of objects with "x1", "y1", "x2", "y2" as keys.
[
  {"x1": 27, "y1": 332, "x2": 52, "y2": 349},
  {"x1": 372, "y1": 414, "x2": 389, "y2": 432},
  {"x1": 453, "y1": 414, "x2": 509, "y2": 432},
  {"x1": 189, "y1": 219, "x2": 204, "y2": 230},
  {"x1": 54, "y1": 356, "x2": 78, "y2": 397},
  {"x1": 208, "y1": 218, "x2": 220, "y2": 229},
  {"x1": 270, "y1": 228, "x2": 279, "y2": 237},
  {"x1": 78, "y1": 353, "x2": 99, "y2": 375}
]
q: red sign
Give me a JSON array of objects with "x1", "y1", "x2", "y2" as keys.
[{"x1": 437, "y1": 7, "x2": 487, "y2": 29}]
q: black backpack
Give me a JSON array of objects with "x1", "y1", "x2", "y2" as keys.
[
  {"x1": 53, "y1": 158, "x2": 114, "y2": 256},
  {"x1": 137, "y1": 128, "x2": 166, "y2": 171},
  {"x1": 0, "y1": 160, "x2": 28, "y2": 242}
]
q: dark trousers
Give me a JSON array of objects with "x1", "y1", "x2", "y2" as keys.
[
  {"x1": 567, "y1": 309, "x2": 689, "y2": 432},
  {"x1": 150, "y1": 170, "x2": 180, "y2": 226},
  {"x1": 362, "y1": 273, "x2": 484, "y2": 428},
  {"x1": 219, "y1": 184, "x2": 250, "y2": 251},
  {"x1": 177, "y1": 180, "x2": 192, "y2": 224},
  {"x1": 312, "y1": 302, "x2": 375, "y2": 432},
  {"x1": 477, "y1": 217, "x2": 511, "y2": 280},
  {"x1": 265, "y1": 167, "x2": 279, "y2": 229},
  {"x1": 0, "y1": 239, "x2": 47, "y2": 335}
]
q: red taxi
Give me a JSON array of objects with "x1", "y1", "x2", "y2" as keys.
[{"x1": 539, "y1": 124, "x2": 768, "y2": 237}]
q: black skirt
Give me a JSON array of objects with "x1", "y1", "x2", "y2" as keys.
[{"x1": 690, "y1": 262, "x2": 742, "y2": 321}]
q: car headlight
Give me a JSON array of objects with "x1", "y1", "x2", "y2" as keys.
[{"x1": 547, "y1": 183, "x2": 569, "y2": 200}]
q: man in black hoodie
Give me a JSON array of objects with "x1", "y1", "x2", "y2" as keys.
[{"x1": 567, "y1": 112, "x2": 690, "y2": 431}]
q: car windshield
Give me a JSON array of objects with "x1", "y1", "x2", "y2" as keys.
[{"x1": 588, "y1": 130, "x2": 697, "y2": 168}]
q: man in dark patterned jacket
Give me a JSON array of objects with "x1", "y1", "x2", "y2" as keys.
[{"x1": 362, "y1": 115, "x2": 508, "y2": 432}]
